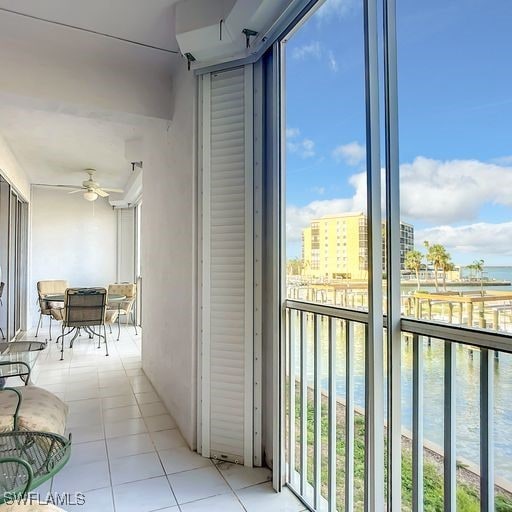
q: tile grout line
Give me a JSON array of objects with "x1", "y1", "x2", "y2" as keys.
[
  {"x1": 103, "y1": 368, "x2": 119, "y2": 512},
  {"x1": 151, "y1": 427, "x2": 183, "y2": 511},
  {"x1": 212, "y1": 461, "x2": 250, "y2": 512}
]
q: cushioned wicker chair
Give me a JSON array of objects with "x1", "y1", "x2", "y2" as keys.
[
  {"x1": 52, "y1": 288, "x2": 109, "y2": 361},
  {"x1": 108, "y1": 283, "x2": 138, "y2": 335},
  {"x1": 35, "y1": 280, "x2": 69, "y2": 341},
  {"x1": 0, "y1": 386, "x2": 68, "y2": 436}
]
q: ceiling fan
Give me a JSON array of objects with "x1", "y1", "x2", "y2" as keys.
[{"x1": 35, "y1": 169, "x2": 124, "y2": 202}]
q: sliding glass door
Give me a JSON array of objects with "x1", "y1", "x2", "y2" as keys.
[
  {"x1": 0, "y1": 176, "x2": 27, "y2": 341},
  {"x1": 0, "y1": 178, "x2": 9, "y2": 340},
  {"x1": 280, "y1": 0, "x2": 512, "y2": 511}
]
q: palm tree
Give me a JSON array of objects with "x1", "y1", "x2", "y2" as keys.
[
  {"x1": 405, "y1": 250, "x2": 423, "y2": 290},
  {"x1": 439, "y1": 257, "x2": 454, "y2": 291},
  {"x1": 287, "y1": 258, "x2": 304, "y2": 276},
  {"x1": 425, "y1": 242, "x2": 449, "y2": 292},
  {"x1": 472, "y1": 259, "x2": 485, "y2": 294}
]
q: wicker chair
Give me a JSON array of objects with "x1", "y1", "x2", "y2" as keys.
[
  {"x1": 35, "y1": 280, "x2": 69, "y2": 341},
  {"x1": 108, "y1": 283, "x2": 138, "y2": 335},
  {"x1": 0, "y1": 431, "x2": 71, "y2": 508},
  {"x1": 0, "y1": 503, "x2": 67, "y2": 511},
  {"x1": 53, "y1": 288, "x2": 109, "y2": 360}
]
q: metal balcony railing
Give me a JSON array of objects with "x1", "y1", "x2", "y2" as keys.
[{"x1": 284, "y1": 299, "x2": 512, "y2": 512}]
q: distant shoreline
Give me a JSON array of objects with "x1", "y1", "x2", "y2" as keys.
[{"x1": 401, "y1": 279, "x2": 511, "y2": 287}]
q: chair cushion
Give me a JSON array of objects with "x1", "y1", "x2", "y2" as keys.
[
  {"x1": 41, "y1": 302, "x2": 64, "y2": 316},
  {"x1": 105, "y1": 309, "x2": 119, "y2": 324},
  {"x1": 108, "y1": 283, "x2": 136, "y2": 299},
  {"x1": 50, "y1": 309, "x2": 64, "y2": 321},
  {"x1": 37, "y1": 281, "x2": 69, "y2": 296},
  {"x1": 0, "y1": 503, "x2": 66, "y2": 511},
  {"x1": 0, "y1": 387, "x2": 68, "y2": 436}
]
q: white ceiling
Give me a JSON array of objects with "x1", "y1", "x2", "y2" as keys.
[
  {"x1": 0, "y1": 0, "x2": 181, "y2": 52},
  {"x1": 0, "y1": 0, "x2": 294, "y2": 193},
  {"x1": 0, "y1": 102, "x2": 147, "y2": 189},
  {"x1": 0, "y1": 1, "x2": 184, "y2": 192}
]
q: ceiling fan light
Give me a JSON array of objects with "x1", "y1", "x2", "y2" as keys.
[{"x1": 83, "y1": 190, "x2": 98, "y2": 202}]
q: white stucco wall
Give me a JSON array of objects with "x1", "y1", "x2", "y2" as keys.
[
  {"x1": 30, "y1": 187, "x2": 117, "y2": 326},
  {"x1": 141, "y1": 62, "x2": 197, "y2": 448},
  {"x1": 0, "y1": 134, "x2": 30, "y2": 200}
]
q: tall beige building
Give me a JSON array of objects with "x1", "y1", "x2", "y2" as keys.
[{"x1": 301, "y1": 212, "x2": 414, "y2": 280}]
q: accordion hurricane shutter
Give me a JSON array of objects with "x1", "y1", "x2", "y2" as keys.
[{"x1": 201, "y1": 66, "x2": 254, "y2": 464}]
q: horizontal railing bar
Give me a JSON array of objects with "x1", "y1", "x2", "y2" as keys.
[
  {"x1": 285, "y1": 301, "x2": 512, "y2": 353},
  {"x1": 401, "y1": 318, "x2": 512, "y2": 353},
  {"x1": 285, "y1": 300, "x2": 370, "y2": 324}
]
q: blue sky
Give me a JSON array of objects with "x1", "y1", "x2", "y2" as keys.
[{"x1": 285, "y1": 0, "x2": 512, "y2": 266}]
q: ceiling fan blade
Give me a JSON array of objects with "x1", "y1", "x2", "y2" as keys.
[
  {"x1": 94, "y1": 188, "x2": 109, "y2": 198},
  {"x1": 68, "y1": 188, "x2": 85, "y2": 194},
  {"x1": 102, "y1": 188, "x2": 124, "y2": 194},
  {"x1": 33, "y1": 183, "x2": 82, "y2": 190}
]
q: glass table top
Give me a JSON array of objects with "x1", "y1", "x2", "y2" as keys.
[{"x1": 0, "y1": 340, "x2": 47, "y2": 382}]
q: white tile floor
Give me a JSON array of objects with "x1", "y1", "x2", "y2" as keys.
[{"x1": 16, "y1": 324, "x2": 307, "y2": 512}]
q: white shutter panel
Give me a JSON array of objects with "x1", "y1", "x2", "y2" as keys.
[{"x1": 201, "y1": 66, "x2": 253, "y2": 465}]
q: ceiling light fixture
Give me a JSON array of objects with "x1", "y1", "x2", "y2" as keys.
[{"x1": 83, "y1": 190, "x2": 98, "y2": 202}]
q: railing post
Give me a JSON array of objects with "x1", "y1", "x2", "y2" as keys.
[
  {"x1": 363, "y1": 0, "x2": 385, "y2": 507},
  {"x1": 289, "y1": 309, "x2": 297, "y2": 486},
  {"x1": 444, "y1": 342, "x2": 457, "y2": 512},
  {"x1": 328, "y1": 316, "x2": 337, "y2": 511},
  {"x1": 480, "y1": 348, "x2": 494, "y2": 512},
  {"x1": 300, "y1": 311, "x2": 307, "y2": 495},
  {"x1": 345, "y1": 321, "x2": 355, "y2": 512},
  {"x1": 412, "y1": 334, "x2": 424, "y2": 512},
  {"x1": 383, "y1": 0, "x2": 402, "y2": 507},
  {"x1": 313, "y1": 313, "x2": 322, "y2": 510}
]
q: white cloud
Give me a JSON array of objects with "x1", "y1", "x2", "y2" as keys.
[
  {"x1": 287, "y1": 127, "x2": 315, "y2": 159},
  {"x1": 287, "y1": 198, "x2": 355, "y2": 241},
  {"x1": 332, "y1": 141, "x2": 366, "y2": 165},
  {"x1": 312, "y1": 186, "x2": 326, "y2": 195},
  {"x1": 400, "y1": 157, "x2": 512, "y2": 224},
  {"x1": 492, "y1": 155, "x2": 512, "y2": 166},
  {"x1": 290, "y1": 41, "x2": 339, "y2": 73},
  {"x1": 316, "y1": 0, "x2": 356, "y2": 21},
  {"x1": 417, "y1": 221, "x2": 512, "y2": 256},
  {"x1": 291, "y1": 41, "x2": 321, "y2": 60},
  {"x1": 286, "y1": 127, "x2": 300, "y2": 139},
  {"x1": 288, "y1": 138, "x2": 315, "y2": 158},
  {"x1": 286, "y1": 172, "x2": 366, "y2": 242},
  {"x1": 285, "y1": 156, "x2": 512, "y2": 245},
  {"x1": 327, "y1": 51, "x2": 338, "y2": 72}
]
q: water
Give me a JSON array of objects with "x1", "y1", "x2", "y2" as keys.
[
  {"x1": 296, "y1": 317, "x2": 512, "y2": 483},
  {"x1": 403, "y1": 265, "x2": 512, "y2": 294}
]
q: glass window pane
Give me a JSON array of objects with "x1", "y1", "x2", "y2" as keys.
[
  {"x1": 284, "y1": 0, "x2": 368, "y2": 309},
  {"x1": 397, "y1": 1, "x2": 512, "y2": 337}
]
